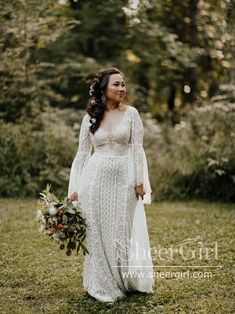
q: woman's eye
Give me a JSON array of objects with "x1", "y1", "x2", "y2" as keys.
[{"x1": 114, "y1": 83, "x2": 126, "y2": 86}]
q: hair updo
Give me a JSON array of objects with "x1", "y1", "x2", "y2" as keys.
[{"x1": 86, "y1": 67, "x2": 125, "y2": 134}]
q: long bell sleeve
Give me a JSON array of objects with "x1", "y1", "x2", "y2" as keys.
[
  {"x1": 68, "y1": 114, "x2": 93, "y2": 200},
  {"x1": 130, "y1": 107, "x2": 152, "y2": 204}
]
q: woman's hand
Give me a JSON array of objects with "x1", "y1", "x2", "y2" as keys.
[
  {"x1": 69, "y1": 192, "x2": 78, "y2": 202},
  {"x1": 135, "y1": 184, "x2": 145, "y2": 200}
]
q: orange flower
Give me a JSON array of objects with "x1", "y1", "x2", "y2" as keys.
[{"x1": 55, "y1": 223, "x2": 63, "y2": 229}]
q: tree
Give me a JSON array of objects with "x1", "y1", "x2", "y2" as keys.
[{"x1": 0, "y1": 0, "x2": 84, "y2": 122}]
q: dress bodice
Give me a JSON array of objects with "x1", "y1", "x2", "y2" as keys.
[
  {"x1": 68, "y1": 105, "x2": 152, "y2": 204},
  {"x1": 89, "y1": 106, "x2": 132, "y2": 156}
]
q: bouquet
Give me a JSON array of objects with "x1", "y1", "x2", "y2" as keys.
[{"x1": 35, "y1": 184, "x2": 89, "y2": 256}]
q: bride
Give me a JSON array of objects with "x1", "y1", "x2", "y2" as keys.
[{"x1": 68, "y1": 67, "x2": 154, "y2": 303}]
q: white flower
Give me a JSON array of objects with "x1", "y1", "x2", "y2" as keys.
[
  {"x1": 41, "y1": 216, "x2": 46, "y2": 224},
  {"x1": 35, "y1": 209, "x2": 43, "y2": 222},
  {"x1": 52, "y1": 233, "x2": 60, "y2": 243},
  {"x1": 38, "y1": 225, "x2": 46, "y2": 233},
  {"x1": 51, "y1": 217, "x2": 57, "y2": 223},
  {"x1": 48, "y1": 204, "x2": 57, "y2": 216}
]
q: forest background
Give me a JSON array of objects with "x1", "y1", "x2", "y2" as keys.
[{"x1": 1, "y1": 0, "x2": 234, "y2": 202}]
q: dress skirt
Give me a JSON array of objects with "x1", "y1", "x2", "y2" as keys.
[{"x1": 76, "y1": 151, "x2": 154, "y2": 303}]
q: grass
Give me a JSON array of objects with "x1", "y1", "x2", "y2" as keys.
[{"x1": 0, "y1": 198, "x2": 234, "y2": 313}]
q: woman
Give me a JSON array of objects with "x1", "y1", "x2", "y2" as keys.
[{"x1": 68, "y1": 67, "x2": 154, "y2": 303}]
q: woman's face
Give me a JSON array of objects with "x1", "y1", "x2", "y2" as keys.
[{"x1": 105, "y1": 73, "x2": 126, "y2": 103}]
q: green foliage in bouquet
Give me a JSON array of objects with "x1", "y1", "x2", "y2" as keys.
[{"x1": 35, "y1": 184, "x2": 89, "y2": 256}]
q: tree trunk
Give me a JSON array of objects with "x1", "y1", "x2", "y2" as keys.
[{"x1": 167, "y1": 84, "x2": 176, "y2": 112}]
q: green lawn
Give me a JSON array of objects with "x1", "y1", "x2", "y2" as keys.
[{"x1": 0, "y1": 198, "x2": 234, "y2": 313}]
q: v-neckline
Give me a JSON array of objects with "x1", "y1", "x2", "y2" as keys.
[{"x1": 99, "y1": 106, "x2": 130, "y2": 135}]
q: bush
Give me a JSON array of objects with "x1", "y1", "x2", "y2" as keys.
[
  {"x1": 147, "y1": 100, "x2": 235, "y2": 202},
  {"x1": 0, "y1": 107, "x2": 83, "y2": 197},
  {"x1": 1, "y1": 101, "x2": 234, "y2": 202}
]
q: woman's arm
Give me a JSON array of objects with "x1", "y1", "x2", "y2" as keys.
[
  {"x1": 130, "y1": 107, "x2": 152, "y2": 204},
  {"x1": 68, "y1": 114, "x2": 92, "y2": 201}
]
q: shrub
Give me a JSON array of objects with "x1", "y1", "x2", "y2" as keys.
[
  {"x1": 0, "y1": 107, "x2": 83, "y2": 197},
  {"x1": 146, "y1": 100, "x2": 235, "y2": 202}
]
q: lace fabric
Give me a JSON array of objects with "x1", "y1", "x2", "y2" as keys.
[
  {"x1": 129, "y1": 107, "x2": 152, "y2": 204},
  {"x1": 68, "y1": 106, "x2": 152, "y2": 204},
  {"x1": 67, "y1": 105, "x2": 154, "y2": 302}
]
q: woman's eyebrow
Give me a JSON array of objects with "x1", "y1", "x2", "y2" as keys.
[{"x1": 113, "y1": 81, "x2": 125, "y2": 83}]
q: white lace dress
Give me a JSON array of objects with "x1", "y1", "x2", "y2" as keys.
[{"x1": 68, "y1": 105, "x2": 154, "y2": 303}]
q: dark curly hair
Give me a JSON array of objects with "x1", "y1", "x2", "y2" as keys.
[{"x1": 86, "y1": 67, "x2": 126, "y2": 134}]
